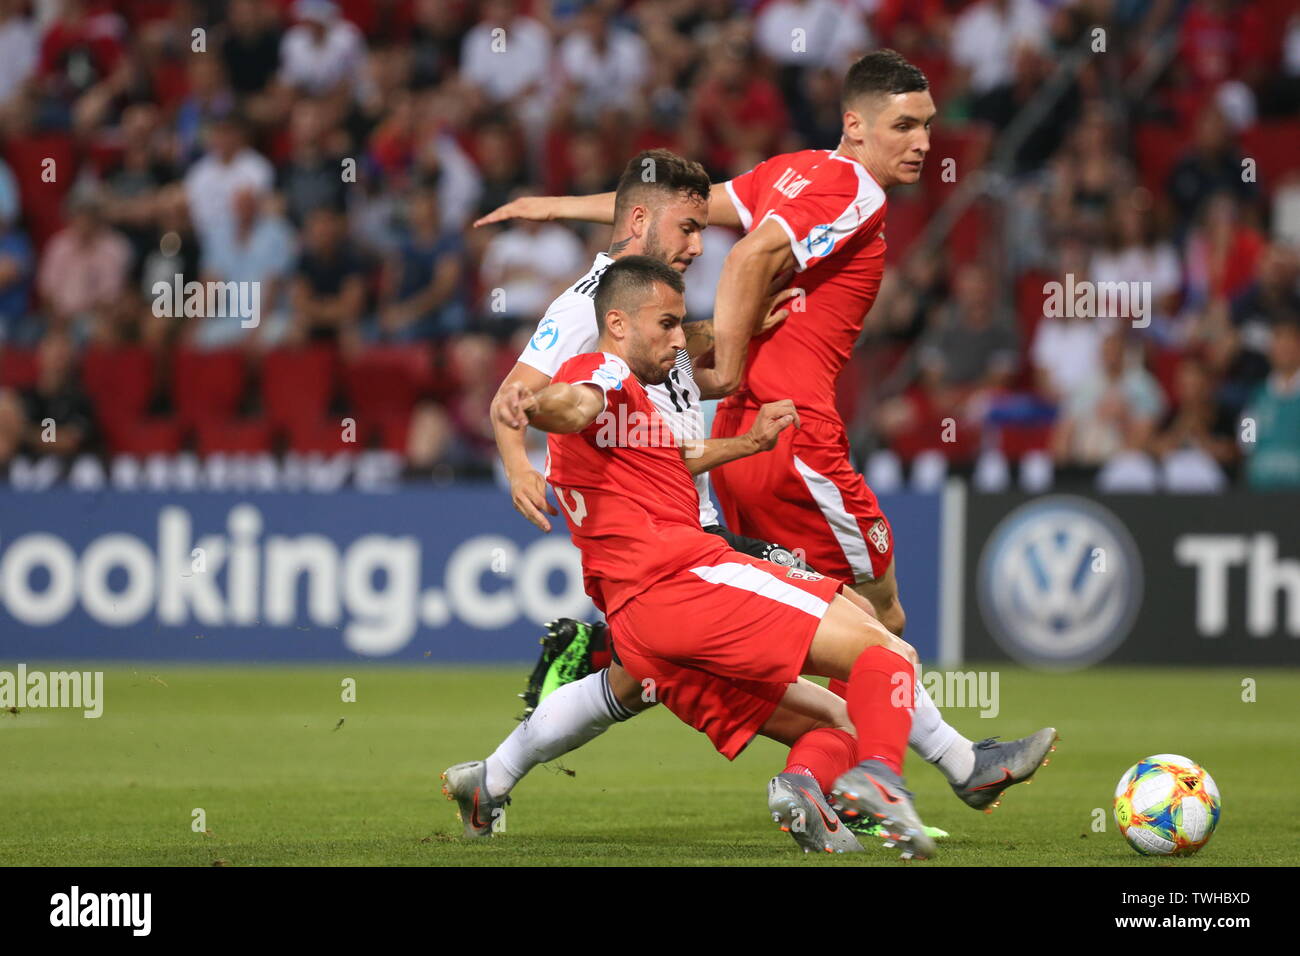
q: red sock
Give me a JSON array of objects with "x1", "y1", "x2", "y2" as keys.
[
  {"x1": 844, "y1": 646, "x2": 914, "y2": 774},
  {"x1": 784, "y1": 727, "x2": 857, "y2": 795},
  {"x1": 827, "y1": 678, "x2": 848, "y2": 700}
]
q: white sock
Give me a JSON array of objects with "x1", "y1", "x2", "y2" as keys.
[
  {"x1": 483, "y1": 669, "x2": 635, "y2": 798},
  {"x1": 909, "y1": 678, "x2": 975, "y2": 784}
]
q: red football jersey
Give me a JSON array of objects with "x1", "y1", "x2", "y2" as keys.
[
  {"x1": 545, "y1": 352, "x2": 726, "y2": 615},
  {"x1": 723, "y1": 149, "x2": 888, "y2": 426}
]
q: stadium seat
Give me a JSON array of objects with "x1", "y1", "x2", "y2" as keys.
[
  {"x1": 881, "y1": 193, "x2": 930, "y2": 263},
  {"x1": 261, "y1": 345, "x2": 338, "y2": 430},
  {"x1": 948, "y1": 202, "x2": 990, "y2": 265},
  {"x1": 926, "y1": 127, "x2": 988, "y2": 180},
  {"x1": 889, "y1": 420, "x2": 979, "y2": 463},
  {"x1": 341, "y1": 345, "x2": 433, "y2": 445},
  {"x1": 3, "y1": 131, "x2": 76, "y2": 248},
  {"x1": 285, "y1": 417, "x2": 357, "y2": 455},
  {"x1": 173, "y1": 348, "x2": 248, "y2": 427},
  {"x1": 101, "y1": 417, "x2": 184, "y2": 457},
  {"x1": 491, "y1": 342, "x2": 518, "y2": 388},
  {"x1": 997, "y1": 422, "x2": 1055, "y2": 459},
  {"x1": 378, "y1": 415, "x2": 411, "y2": 454},
  {"x1": 1240, "y1": 120, "x2": 1300, "y2": 193},
  {"x1": 195, "y1": 418, "x2": 275, "y2": 456},
  {"x1": 81, "y1": 345, "x2": 156, "y2": 426},
  {"x1": 1134, "y1": 122, "x2": 1191, "y2": 197},
  {"x1": 429, "y1": 342, "x2": 463, "y2": 403},
  {"x1": 1015, "y1": 270, "x2": 1052, "y2": 339},
  {"x1": 0, "y1": 347, "x2": 38, "y2": 389},
  {"x1": 1147, "y1": 347, "x2": 1185, "y2": 405}
]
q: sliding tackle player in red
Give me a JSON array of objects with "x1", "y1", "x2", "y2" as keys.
[{"x1": 494, "y1": 254, "x2": 940, "y2": 857}]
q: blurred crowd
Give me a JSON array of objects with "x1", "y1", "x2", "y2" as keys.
[{"x1": 0, "y1": 0, "x2": 1295, "y2": 490}]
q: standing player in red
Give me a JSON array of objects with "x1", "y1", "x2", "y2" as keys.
[
  {"x1": 476, "y1": 50, "x2": 1057, "y2": 817},
  {"x1": 495, "y1": 254, "x2": 940, "y2": 857}
]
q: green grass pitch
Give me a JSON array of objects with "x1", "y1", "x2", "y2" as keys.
[{"x1": 2, "y1": 664, "x2": 1297, "y2": 866}]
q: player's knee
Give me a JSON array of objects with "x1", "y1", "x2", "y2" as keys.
[
  {"x1": 838, "y1": 585, "x2": 878, "y2": 620},
  {"x1": 825, "y1": 697, "x2": 853, "y2": 734},
  {"x1": 608, "y1": 663, "x2": 658, "y2": 714},
  {"x1": 880, "y1": 601, "x2": 906, "y2": 637}
]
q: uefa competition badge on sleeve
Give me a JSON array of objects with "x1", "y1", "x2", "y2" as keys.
[
  {"x1": 806, "y1": 223, "x2": 835, "y2": 258},
  {"x1": 531, "y1": 316, "x2": 559, "y2": 351}
]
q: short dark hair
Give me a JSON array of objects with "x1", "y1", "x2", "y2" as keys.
[
  {"x1": 842, "y1": 49, "x2": 929, "y2": 108},
  {"x1": 593, "y1": 255, "x2": 685, "y2": 332},
  {"x1": 612, "y1": 149, "x2": 710, "y2": 226}
]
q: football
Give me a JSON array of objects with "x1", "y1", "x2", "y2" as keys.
[{"x1": 1113, "y1": 754, "x2": 1222, "y2": 856}]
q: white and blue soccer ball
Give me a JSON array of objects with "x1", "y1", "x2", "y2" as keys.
[{"x1": 1113, "y1": 753, "x2": 1221, "y2": 856}]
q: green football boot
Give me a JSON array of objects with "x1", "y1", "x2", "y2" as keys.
[{"x1": 517, "y1": 619, "x2": 607, "y2": 719}]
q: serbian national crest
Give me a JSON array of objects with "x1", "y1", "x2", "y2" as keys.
[
  {"x1": 785, "y1": 566, "x2": 823, "y2": 582},
  {"x1": 867, "y1": 519, "x2": 890, "y2": 555}
]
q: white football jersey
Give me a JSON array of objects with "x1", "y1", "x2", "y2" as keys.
[{"x1": 518, "y1": 253, "x2": 719, "y2": 527}]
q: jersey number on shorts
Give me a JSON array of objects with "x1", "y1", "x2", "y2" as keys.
[{"x1": 556, "y1": 487, "x2": 588, "y2": 527}]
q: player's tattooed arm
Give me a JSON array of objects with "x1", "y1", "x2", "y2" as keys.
[
  {"x1": 683, "y1": 320, "x2": 715, "y2": 361},
  {"x1": 491, "y1": 363, "x2": 560, "y2": 532},
  {"x1": 679, "y1": 400, "x2": 799, "y2": 475},
  {"x1": 711, "y1": 219, "x2": 798, "y2": 395}
]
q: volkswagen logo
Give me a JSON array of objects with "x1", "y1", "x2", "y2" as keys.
[{"x1": 977, "y1": 496, "x2": 1143, "y2": 669}]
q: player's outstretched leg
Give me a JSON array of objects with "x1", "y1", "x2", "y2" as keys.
[
  {"x1": 830, "y1": 760, "x2": 935, "y2": 859},
  {"x1": 518, "y1": 619, "x2": 610, "y2": 718},
  {"x1": 441, "y1": 665, "x2": 644, "y2": 834},
  {"x1": 949, "y1": 728, "x2": 1059, "y2": 812},
  {"x1": 768, "y1": 772, "x2": 863, "y2": 854},
  {"x1": 838, "y1": 581, "x2": 1057, "y2": 815},
  {"x1": 758, "y1": 698, "x2": 863, "y2": 854},
  {"x1": 440, "y1": 760, "x2": 509, "y2": 838},
  {"x1": 801, "y1": 593, "x2": 937, "y2": 859}
]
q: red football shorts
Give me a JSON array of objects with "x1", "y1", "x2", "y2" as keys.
[
  {"x1": 608, "y1": 546, "x2": 842, "y2": 759},
  {"x1": 711, "y1": 404, "x2": 894, "y2": 587}
]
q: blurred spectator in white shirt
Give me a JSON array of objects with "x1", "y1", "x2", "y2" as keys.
[
  {"x1": 1032, "y1": 313, "x2": 1106, "y2": 403},
  {"x1": 1091, "y1": 194, "x2": 1183, "y2": 343},
  {"x1": 460, "y1": 0, "x2": 551, "y2": 105},
  {"x1": 183, "y1": 113, "x2": 274, "y2": 247},
  {"x1": 479, "y1": 216, "x2": 585, "y2": 336},
  {"x1": 193, "y1": 186, "x2": 297, "y2": 350},
  {"x1": 278, "y1": 0, "x2": 367, "y2": 101},
  {"x1": 558, "y1": 4, "x2": 649, "y2": 117},
  {"x1": 1032, "y1": 243, "x2": 1106, "y2": 403},
  {"x1": 950, "y1": 0, "x2": 1049, "y2": 98},
  {"x1": 1053, "y1": 329, "x2": 1167, "y2": 465},
  {"x1": 0, "y1": 0, "x2": 36, "y2": 107},
  {"x1": 755, "y1": 0, "x2": 871, "y2": 71}
]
